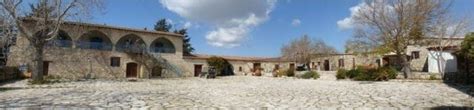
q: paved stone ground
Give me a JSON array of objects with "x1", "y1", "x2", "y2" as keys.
[{"x1": 0, "y1": 74, "x2": 473, "y2": 109}]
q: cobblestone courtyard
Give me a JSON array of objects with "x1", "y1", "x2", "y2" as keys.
[{"x1": 0, "y1": 73, "x2": 473, "y2": 109}]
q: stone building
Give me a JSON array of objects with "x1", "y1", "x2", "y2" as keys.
[
  {"x1": 183, "y1": 54, "x2": 295, "y2": 76},
  {"x1": 405, "y1": 38, "x2": 464, "y2": 73},
  {"x1": 6, "y1": 21, "x2": 294, "y2": 79},
  {"x1": 310, "y1": 54, "x2": 382, "y2": 71},
  {"x1": 312, "y1": 37, "x2": 464, "y2": 74}
]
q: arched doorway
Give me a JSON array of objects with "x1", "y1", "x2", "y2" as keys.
[
  {"x1": 151, "y1": 66, "x2": 162, "y2": 78},
  {"x1": 126, "y1": 62, "x2": 139, "y2": 78}
]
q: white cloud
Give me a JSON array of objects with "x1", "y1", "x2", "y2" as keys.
[
  {"x1": 337, "y1": 2, "x2": 367, "y2": 30},
  {"x1": 160, "y1": 0, "x2": 277, "y2": 48},
  {"x1": 291, "y1": 19, "x2": 301, "y2": 26},
  {"x1": 183, "y1": 21, "x2": 192, "y2": 29}
]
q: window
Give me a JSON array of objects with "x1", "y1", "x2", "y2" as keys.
[
  {"x1": 338, "y1": 59, "x2": 344, "y2": 67},
  {"x1": 412, "y1": 51, "x2": 420, "y2": 59},
  {"x1": 239, "y1": 66, "x2": 242, "y2": 72},
  {"x1": 111, "y1": 57, "x2": 120, "y2": 67}
]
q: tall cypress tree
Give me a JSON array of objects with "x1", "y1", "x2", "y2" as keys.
[{"x1": 174, "y1": 29, "x2": 194, "y2": 55}]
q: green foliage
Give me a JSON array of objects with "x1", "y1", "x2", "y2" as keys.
[
  {"x1": 336, "y1": 69, "x2": 347, "y2": 79},
  {"x1": 286, "y1": 69, "x2": 295, "y2": 77},
  {"x1": 206, "y1": 56, "x2": 233, "y2": 76},
  {"x1": 429, "y1": 75, "x2": 440, "y2": 80},
  {"x1": 346, "y1": 68, "x2": 363, "y2": 79},
  {"x1": 461, "y1": 32, "x2": 474, "y2": 58},
  {"x1": 154, "y1": 19, "x2": 172, "y2": 32},
  {"x1": 276, "y1": 69, "x2": 295, "y2": 77},
  {"x1": 376, "y1": 66, "x2": 398, "y2": 79},
  {"x1": 301, "y1": 71, "x2": 320, "y2": 79},
  {"x1": 336, "y1": 66, "x2": 398, "y2": 81},
  {"x1": 174, "y1": 29, "x2": 194, "y2": 55}
]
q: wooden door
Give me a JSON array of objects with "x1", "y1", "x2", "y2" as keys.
[
  {"x1": 194, "y1": 65, "x2": 202, "y2": 77},
  {"x1": 253, "y1": 63, "x2": 261, "y2": 72},
  {"x1": 324, "y1": 60, "x2": 330, "y2": 71},
  {"x1": 126, "y1": 63, "x2": 138, "y2": 78},
  {"x1": 43, "y1": 61, "x2": 50, "y2": 76},
  {"x1": 289, "y1": 63, "x2": 295, "y2": 71}
]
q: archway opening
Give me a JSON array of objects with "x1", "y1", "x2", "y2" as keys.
[
  {"x1": 116, "y1": 34, "x2": 146, "y2": 53},
  {"x1": 77, "y1": 30, "x2": 113, "y2": 50},
  {"x1": 43, "y1": 30, "x2": 73, "y2": 47},
  {"x1": 151, "y1": 66, "x2": 162, "y2": 78},
  {"x1": 150, "y1": 38, "x2": 175, "y2": 53}
]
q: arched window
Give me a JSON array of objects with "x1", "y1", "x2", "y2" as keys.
[
  {"x1": 46, "y1": 30, "x2": 72, "y2": 47},
  {"x1": 115, "y1": 34, "x2": 146, "y2": 53},
  {"x1": 150, "y1": 38, "x2": 175, "y2": 53},
  {"x1": 77, "y1": 30, "x2": 113, "y2": 50}
]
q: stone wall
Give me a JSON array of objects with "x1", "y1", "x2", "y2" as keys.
[
  {"x1": 6, "y1": 22, "x2": 190, "y2": 80},
  {"x1": 311, "y1": 54, "x2": 382, "y2": 71},
  {"x1": 183, "y1": 58, "x2": 294, "y2": 76}
]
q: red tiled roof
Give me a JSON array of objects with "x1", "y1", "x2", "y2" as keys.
[{"x1": 183, "y1": 54, "x2": 292, "y2": 62}]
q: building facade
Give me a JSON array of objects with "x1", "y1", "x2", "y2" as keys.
[{"x1": 6, "y1": 22, "x2": 294, "y2": 79}]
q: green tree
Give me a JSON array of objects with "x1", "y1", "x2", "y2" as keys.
[
  {"x1": 206, "y1": 56, "x2": 233, "y2": 76},
  {"x1": 460, "y1": 32, "x2": 474, "y2": 83},
  {"x1": 154, "y1": 19, "x2": 172, "y2": 32},
  {"x1": 174, "y1": 29, "x2": 194, "y2": 55},
  {"x1": 461, "y1": 33, "x2": 474, "y2": 58}
]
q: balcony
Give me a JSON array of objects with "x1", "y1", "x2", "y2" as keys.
[
  {"x1": 45, "y1": 40, "x2": 73, "y2": 47},
  {"x1": 76, "y1": 41, "x2": 113, "y2": 51},
  {"x1": 150, "y1": 47, "x2": 175, "y2": 53},
  {"x1": 116, "y1": 45, "x2": 146, "y2": 53}
]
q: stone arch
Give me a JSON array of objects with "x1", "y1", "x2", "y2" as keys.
[
  {"x1": 150, "y1": 37, "x2": 175, "y2": 53},
  {"x1": 151, "y1": 66, "x2": 163, "y2": 78},
  {"x1": 44, "y1": 30, "x2": 73, "y2": 47},
  {"x1": 77, "y1": 30, "x2": 113, "y2": 50},
  {"x1": 115, "y1": 34, "x2": 146, "y2": 53}
]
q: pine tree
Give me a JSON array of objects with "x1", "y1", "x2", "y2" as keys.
[{"x1": 154, "y1": 19, "x2": 172, "y2": 32}]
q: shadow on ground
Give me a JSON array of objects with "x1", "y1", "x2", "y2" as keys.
[
  {"x1": 0, "y1": 87, "x2": 24, "y2": 92},
  {"x1": 0, "y1": 79, "x2": 24, "y2": 86},
  {"x1": 431, "y1": 106, "x2": 473, "y2": 110},
  {"x1": 444, "y1": 82, "x2": 474, "y2": 97}
]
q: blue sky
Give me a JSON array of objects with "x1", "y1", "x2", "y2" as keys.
[{"x1": 90, "y1": 0, "x2": 474, "y2": 57}]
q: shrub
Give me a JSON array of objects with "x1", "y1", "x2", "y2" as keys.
[
  {"x1": 375, "y1": 66, "x2": 398, "y2": 80},
  {"x1": 301, "y1": 71, "x2": 320, "y2": 79},
  {"x1": 276, "y1": 69, "x2": 295, "y2": 77},
  {"x1": 343, "y1": 66, "x2": 399, "y2": 81},
  {"x1": 286, "y1": 69, "x2": 295, "y2": 77},
  {"x1": 336, "y1": 69, "x2": 348, "y2": 79},
  {"x1": 346, "y1": 69, "x2": 362, "y2": 79},
  {"x1": 276, "y1": 69, "x2": 287, "y2": 77},
  {"x1": 207, "y1": 56, "x2": 233, "y2": 76},
  {"x1": 429, "y1": 74, "x2": 440, "y2": 80}
]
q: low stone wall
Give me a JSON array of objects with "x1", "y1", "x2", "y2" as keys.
[{"x1": 396, "y1": 72, "x2": 442, "y2": 80}]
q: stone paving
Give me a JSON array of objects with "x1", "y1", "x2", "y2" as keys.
[{"x1": 0, "y1": 74, "x2": 473, "y2": 109}]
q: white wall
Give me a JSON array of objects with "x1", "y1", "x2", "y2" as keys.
[{"x1": 428, "y1": 51, "x2": 458, "y2": 73}]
